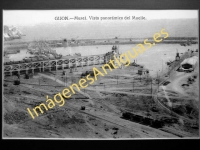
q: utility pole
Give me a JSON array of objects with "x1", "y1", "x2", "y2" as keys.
[
  {"x1": 18, "y1": 73, "x2": 21, "y2": 93},
  {"x1": 64, "y1": 74, "x2": 65, "y2": 87},
  {"x1": 133, "y1": 77, "x2": 134, "y2": 92},
  {"x1": 66, "y1": 75, "x2": 67, "y2": 85},
  {"x1": 157, "y1": 71, "x2": 159, "y2": 89},
  {"x1": 151, "y1": 77, "x2": 152, "y2": 98},
  {"x1": 146, "y1": 70, "x2": 153, "y2": 98},
  {"x1": 65, "y1": 71, "x2": 66, "y2": 87}
]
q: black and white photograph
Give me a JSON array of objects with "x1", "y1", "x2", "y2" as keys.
[{"x1": 2, "y1": 10, "x2": 199, "y2": 139}]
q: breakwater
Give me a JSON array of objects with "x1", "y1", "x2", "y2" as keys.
[{"x1": 4, "y1": 37, "x2": 198, "y2": 50}]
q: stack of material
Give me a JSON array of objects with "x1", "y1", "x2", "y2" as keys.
[{"x1": 181, "y1": 56, "x2": 198, "y2": 69}]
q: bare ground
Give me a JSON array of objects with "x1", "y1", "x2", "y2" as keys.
[{"x1": 3, "y1": 66, "x2": 199, "y2": 138}]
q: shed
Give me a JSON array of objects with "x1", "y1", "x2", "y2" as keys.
[{"x1": 138, "y1": 69, "x2": 148, "y2": 75}]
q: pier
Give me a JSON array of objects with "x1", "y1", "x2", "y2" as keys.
[{"x1": 3, "y1": 54, "x2": 106, "y2": 76}]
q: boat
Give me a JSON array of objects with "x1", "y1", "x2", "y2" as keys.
[
  {"x1": 73, "y1": 53, "x2": 81, "y2": 56},
  {"x1": 112, "y1": 45, "x2": 117, "y2": 51},
  {"x1": 27, "y1": 40, "x2": 59, "y2": 56},
  {"x1": 55, "y1": 54, "x2": 62, "y2": 59},
  {"x1": 180, "y1": 39, "x2": 194, "y2": 46}
]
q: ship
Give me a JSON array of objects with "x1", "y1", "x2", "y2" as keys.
[
  {"x1": 27, "y1": 40, "x2": 62, "y2": 59},
  {"x1": 104, "y1": 45, "x2": 120, "y2": 64},
  {"x1": 180, "y1": 39, "x2": 197, "y2": 46}
]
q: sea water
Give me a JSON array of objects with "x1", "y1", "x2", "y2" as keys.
[{"x1": 6, "y1": 44, "x2": 198, "y2": 76}]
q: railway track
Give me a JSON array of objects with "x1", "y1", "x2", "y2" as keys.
[
  {"x1": 89, "y1": 97, "x2": 196, "y2": 138},
  {"x1": 3, "y1": 74, "x2": 183, "y2": 138},
  {"x1": 161, "y1": 126, "x2": 195, "y2": 138},
  {"x1": 65, "y1": 104, "x2": 153, "y2": 138},
  {"x1": 4, "y1": 91, "x2": 177, "y2": 138}
]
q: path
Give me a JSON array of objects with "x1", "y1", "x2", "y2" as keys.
[
  {"x1": 170, "y1": 73, "x2": 191, "y2": 96},
  {"x1": 38, "y1": 73, "x2": 94, "y2": 105}
]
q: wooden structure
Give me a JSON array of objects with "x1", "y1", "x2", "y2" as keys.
[{"x1": 4, "y1": 54, "x2": 105, "y2": 76}]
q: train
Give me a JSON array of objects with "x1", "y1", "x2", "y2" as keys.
[{"x1": 121, "y1": 111, "x2": 165, "y2": 128}]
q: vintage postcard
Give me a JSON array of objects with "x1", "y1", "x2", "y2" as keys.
[{"x1": 2, "y1": 10, "x2": 199, "y2": 139}]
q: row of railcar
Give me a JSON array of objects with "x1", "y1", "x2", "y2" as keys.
[
  {"x1": 4, "y1": 54, "x2": 62, "y2": 65},
  {"x1": 121, "y1": 112, "x2": 165, "y2": 128}
]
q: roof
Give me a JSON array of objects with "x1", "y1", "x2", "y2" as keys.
[
  {"x1": 138, "y1": 69, "x2": 148, "y2": 72},
  {"x1": 181, "y1": 56, "x2": 198, "y2": 66}
]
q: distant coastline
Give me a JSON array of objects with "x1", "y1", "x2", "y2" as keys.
[{"x1": 4, "y1": 37, "x2": 198, "y2": 51}]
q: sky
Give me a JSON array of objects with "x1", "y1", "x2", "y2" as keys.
[
  {"x1": 3, "y1": 10, "x2": 198, "y2": 26},
  {"x1": 3, "y1": 10, "x2": 198, "y2": 40}
]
